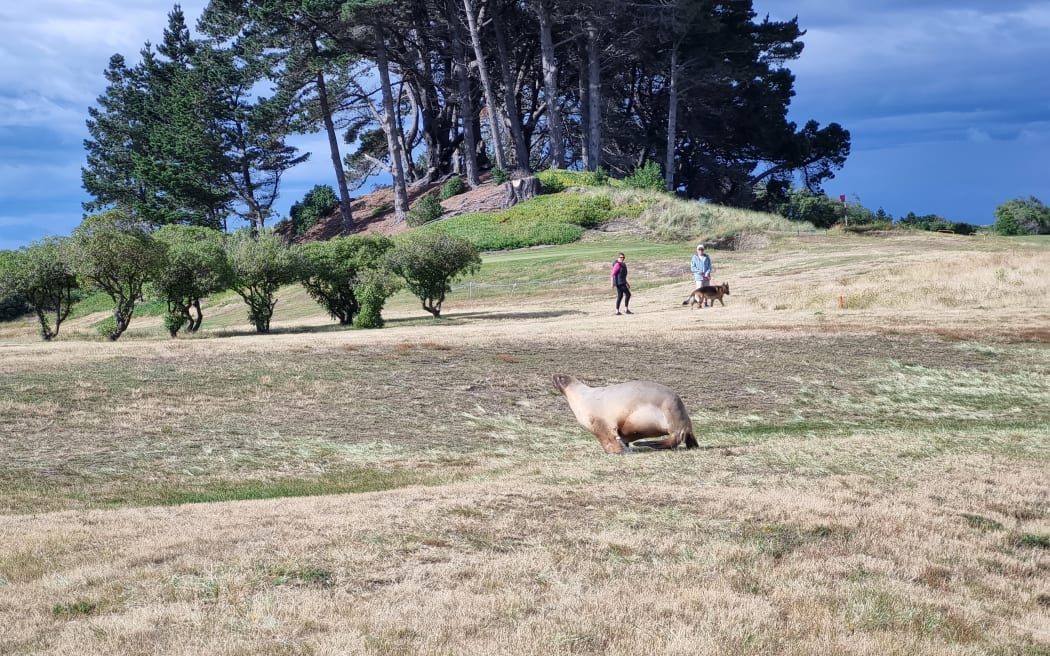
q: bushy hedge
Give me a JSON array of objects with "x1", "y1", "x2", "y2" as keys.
[
  {"x1": 0, "y1": 291, "x2": 27, "y2": 321},
  {"x1": 418, "y1": 193, "x2": 614, "y2": 250},
  {"x1": 535, "y1": 169, "x2": 615, "y2": 194},
  {"x1": 287, "y1": 185, "x2": 339, "y2": 236},
  {"x1": 438, "y1": 176, "x2": 467, "y2": 200},
  {"x1": 994, "y1": 196, "x2": 1050, "y2": 236},
  {"x1": 623, "y1": 160, "x2": 664, "y2": 191},
  {"x1": 407, "y1": 194, "x2": 443, "y2": 227}
]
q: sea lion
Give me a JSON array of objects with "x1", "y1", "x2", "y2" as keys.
[{"x1": 552, "y1": 374, "x2": 698, "y2": 454}]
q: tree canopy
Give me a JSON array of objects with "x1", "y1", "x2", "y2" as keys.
[
  {"x1": 384, "y1": 231, "x2": 481, "y2": 317},
  {"x1": 78, "y1": 0, "x2": 850, "y2": 232},
  {"x1": 0, "y1": 238, "x2": 80, "y2": 341},
  {"x1": 69, "y1": 210, "x2": 168, "y2": 340}
]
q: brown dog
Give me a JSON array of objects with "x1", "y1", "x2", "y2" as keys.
[{"x1": 682, "y1": 282, "x2": 730, "y2": 308}]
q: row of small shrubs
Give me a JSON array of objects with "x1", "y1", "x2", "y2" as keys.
[
  {"x1": 897, "y1": 213, "x2": 979, "y2": 235},
  {"x1": 840, "y1": 220, "x2": 895, "y2": 234}
]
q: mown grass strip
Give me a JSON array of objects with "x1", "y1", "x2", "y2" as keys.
[{"x1": 100, "y1": 469, "x2": 445, "y2": 508}]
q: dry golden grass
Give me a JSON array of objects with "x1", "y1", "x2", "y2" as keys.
[{"x1": 0, "y1": 231, "x2": 1048, "y2": 655}]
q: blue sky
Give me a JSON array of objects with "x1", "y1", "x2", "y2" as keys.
[{"x1": 2, "y1": 1, "x2": 1048, "y2": 250}]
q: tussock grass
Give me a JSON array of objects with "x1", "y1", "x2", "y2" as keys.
[
  {"x1": 0, "y1": 231, "x2": 1048, "y2": 654},
  {"x1": 604, "y1": 188, "x2": 813, "y2": 241}
]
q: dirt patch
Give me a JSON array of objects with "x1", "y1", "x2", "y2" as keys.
[
  {"x1": 285, "y1": 173, "x2": 511, "y2": 243},
  {"x1": 586, "y1": 217, "x2": 655, "y2": 237}
]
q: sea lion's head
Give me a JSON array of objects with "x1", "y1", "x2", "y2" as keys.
[{"x1": 552, "y1": 373, "x2": 577, "y2": 395}]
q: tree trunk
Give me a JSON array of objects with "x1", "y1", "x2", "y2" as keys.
[
  {"x1": 579, "y1": 59, "x2": 590, "y2": 170},
  {"x1": 492, "y1": 8, "x2": 531, "y2": 175},
  {"x1": 665, "y1": 47, "x2": 679, "y2": 192},
  {"x1": 449, "y1": 0, "x2": 480, "y2": 188},
  {"x1": 533, "y1": 1, "x2": 564, "y2": 169},
  {"x1": 463, "y1": 0, "x2": 506, "y2": 172},
  {"x1": 397, "y1": 84, "x2": 421, "y2": 181},
  {"x1": 188, "y1": 298, "x2": 203, "y2": 332},
  {"x1": 373, "y1": 25, "x2": 410, "y2": 222},
  {"x1": 502, "y1": 175, "x2": 542, "y2": 208},
  {"x1": 587, "y1": 22, "x2": 602, "y2": 173},
  {"x1": 314, "y1": 61, "x2": 354, "y2": 234}
]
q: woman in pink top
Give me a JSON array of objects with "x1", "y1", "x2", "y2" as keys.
[{"x1": 611, "y1": 252, "x2": 632, "y2": 315}]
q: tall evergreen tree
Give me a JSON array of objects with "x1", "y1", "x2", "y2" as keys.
[
  {"x1": 200, "y1": 0, "x2": 357, "y2": 233},
  {"x1": 197, "y1": 41, "x2": 309, "y2": 235},
  {"x1": 134, "y1": 6, "x2": 231, "y2": 228},
  {"x1": 82, "y1": 54, "x2": 151, "y2": 214},
  {"x1": 84, "y1": 7, "x2": 231, "y2": 229}
]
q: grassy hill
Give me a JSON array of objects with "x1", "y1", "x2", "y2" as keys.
[{"x1": 1, "y1": 201, "x2": 1048, "y2": 654}]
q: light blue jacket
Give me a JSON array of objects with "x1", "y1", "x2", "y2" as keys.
[{"x1": 691, "y1": 253, "x2": 712, "y2": 282}]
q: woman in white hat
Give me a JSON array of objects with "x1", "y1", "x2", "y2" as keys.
[
  {"x1": 688, "y1": 244, "x2": 713, "y2": 306},
  {"x1": 690, "y1": 244, "x2": 712, "y2": 289}
]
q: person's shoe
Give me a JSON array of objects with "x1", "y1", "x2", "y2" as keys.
[
  {"x1": 614, "y1": 311, "x2": 622, "y2": 315},
  {"x1": 624, "y1": 309, "x2": 633, "y2": 314}
]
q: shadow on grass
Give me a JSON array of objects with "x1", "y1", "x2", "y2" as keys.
[
  {"x1": 98, "y1": 468, "x2": 449, "y2": 508},
  {"x1": 439, "y1": 309, "x2": 587, "y2": 321},
  {"x1": 200, "y1": 309, "x2": 588, "y2": 337}
]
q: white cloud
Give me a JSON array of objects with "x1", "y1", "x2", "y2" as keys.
[
  {"x1": 0, "y1": 2, "x2": 207, "y2": 134},
  {"x1": 966, "y1": 128, "x2": 993, "y2": 143}
]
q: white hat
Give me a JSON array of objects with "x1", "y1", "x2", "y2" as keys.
[{"x1": 696, "y1": 244, "x2": 705, "y2": 250}]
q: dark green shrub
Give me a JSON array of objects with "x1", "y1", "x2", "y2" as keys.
[
  {"x1": 439, "y1": 176, "x2": 467, "y2": 200},
  {"x1": 994, "y1": 196, "x2": 1050, "y2": 236},
  {"x1": 961, "y1": 514, "x2": 1003, "y2": 531},
  {"x1": 1016, "y1": 532, "x2": 1050, "y2": 549},
  {"x1": 288, "y1": 185, "x2": 339, "y2": 236},
  {"x1": 492, "y1": 167, "x2": 510, "y2": 185},
  {"x1": 355, "y1": 283, "x2": 385, "y2": 329},
  {"x1": 535, "y1": 169, "x2": 615, "y2": 193},
  {"x1": 0, "y1": 291, "x2": 27, "y2": 321},
  {"x1": 355, "y1": 270, "x2": 401, "y2": 329},
  {"x1": 407, "y1": 195, "x2": 443, "y2": 227},
  {"x1": 298, "y1": 235, "x2": 394, "y2": 326},
  {"x1": 624, "y1": 160, "x2": 664, "y2": 191},
  {"x1": 163, "y1": 311, "x2": 186, "y2": 337},
  {"x1": 777, "y1": 189, "x2": 842, "y2": 229},
  {"x1": 53, "y1": 600, "x2": 98, "y2": 618},
  {"x1": 370, "y1": 203, "x2": 392, "y2": 218},
  {"x1": 95, "y1": 316, "x2": 118, "y2": 339},
  {"x1": 384, "y1": 232, "x2": 481, "y2": 317}
]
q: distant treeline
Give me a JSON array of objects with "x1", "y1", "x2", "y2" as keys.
[{"x1": 81, "y1": 0, "x2": 850, "y2": 234}]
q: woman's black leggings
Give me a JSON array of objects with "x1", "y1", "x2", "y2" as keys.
[{"x1": 615, "y1": 284, "x2": 631, "y2": 309}]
